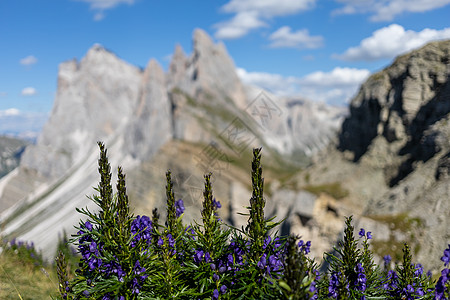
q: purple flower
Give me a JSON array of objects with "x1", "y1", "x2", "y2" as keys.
[
  {"x1": 175, "y1": 199, "x2": 185, "y2": 218},
  {"x1": 220, "y1": 284, "x2": 227, "y2": 294},
  {"x1": 359, "y1": 228, "x2": 365, "y2": 238},
  {"x1": 194, "y1": 249, "x2": 204, "y2": 264},
  {"x1": 354, "y1": 263, "x2": 366, "y2": 292},
  {"x1": 298, "y1": 240, "x2": 311, "y2": 254},
  {"x1": 257, "y1": 253, "x2": 267, "y2": 270},
  {"x1": 212, "y1": 198, "x2": 221, "y2": 209},
  {"x1": 212, "y1": 289, "x2": 219, "y2": 300},
  {"x1": 328, "y1": 272, "x2": 341, "y2": 299},
  {"x1": 130, "y1": 215, "x2": 152, "y2": 247},
  {"x1": 85, "y1": 221, "x2": 93, "y2": 231},
  {"x1": 366, "y1": 231, "x2": 372, "y2": 239},
  {"x1": 442, "y1": 244, "x2": 450, "y2": 266}
]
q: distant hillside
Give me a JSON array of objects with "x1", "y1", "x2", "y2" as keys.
[{"x1": 0, "y1": 136, "x2": 28, "y2": 178}]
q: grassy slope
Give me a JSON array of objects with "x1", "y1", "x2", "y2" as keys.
[{"x1": 0, "y1": 246, "x2": 58, "y2": 299}]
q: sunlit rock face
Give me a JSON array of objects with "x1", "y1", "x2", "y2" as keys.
[{"x1": 0, "y1": 29, "x2": 345, "y2": 261}]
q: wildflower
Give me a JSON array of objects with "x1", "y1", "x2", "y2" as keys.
[
  {"x1": 85, "y1": 221, "x2": 93, "y2": 231},
  {"x1": 220, "y1": 284, "x2": 227, "y2": 294},
  {"x1": 366, "y1": 231, "x2": 372, "y2": 239},
  {"x1": 354, "y1": 263, "x2": 367, "y2": 292},
  {"x1": 212, "y1": 198, "x2": 221, "y2": 209},
  {"x1": 442, "y1": 244, "x2": 450, "y2": 266},
  {"x1": 175, "y1": 199, "x2": 185, "y2": 218},
  {"x1": 328, "y1": 271, "x2": 341, "y2": 299},
  {"x1": 194, "y1": 249, "x2": 204, "y2": 264},
  {"x1": 359, "y1": 228, "x2": 365, "y2": 238},
  {"x1": 212, "y1": 289, "x2": 219, "y2": 300},
  {"x1": 257, "y1": 253, "x2": 267, "y2": 270},
  {"x1": 298, "y1": 240, "x2": 312, "y2": 254}
]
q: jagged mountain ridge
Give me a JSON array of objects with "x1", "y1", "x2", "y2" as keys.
[
  {"x1": 0, "y1": 29, "x2": 344, "y2": 259},
  {"x1": 292, "y1": 39, "x2": 450, "y2": 270}
]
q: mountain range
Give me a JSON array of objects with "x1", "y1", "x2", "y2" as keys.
[
  {"x1": 0, "y1": 29, "x2": 345, "y2": 260},
  {"x1": 1, "y1": 30, "x2": 448, "y2": 271}
]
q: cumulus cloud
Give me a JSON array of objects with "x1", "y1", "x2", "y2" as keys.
[
  {"x1": 21, "y1": 87, "x2": 37, "y2": 96},
  {"x1": 237, "y1": 67, "x2": 370, "y2": 104},
  {"x1": 215, "y1": 0, "x2": 316, "y2": 39},
  {"x1": 74, "y1": 0, "x2": 134, "y2": 20},
  {"x1": 74, "y1": 0, "x2": 134, "y2": 10},
  {"x1": 335, "y1": 24, "x2": 450, "y2": 61},
  {"x1": 333, "y1": 0, "x2": 450, "y2": 22},
  {"x1": 0, "y1": 108, "x2": 20, "y2": 117},
  {"x1": 268, "y1": 26, "x2": 324, "y2": 49},
  {"x1": 215, "y1": 11, "x2": 267, "y2": 39},
  {"x1": 20, "y1": 55, "x2": 38, "y2": 66}
]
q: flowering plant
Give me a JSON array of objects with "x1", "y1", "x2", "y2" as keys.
[{"x1": 54, "y1": 143, "x2": 450, "y2": 300}]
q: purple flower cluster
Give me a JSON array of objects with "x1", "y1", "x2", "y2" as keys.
[
  {"x1": 130, "y1": 215, "x2": 152, "y2": 247},
  {"x1": 359, "y1": 228, "x2": 372, "y2": 239},
  {"x1": 354, "y1": 263, "x2": 367, "y2": 294},
  {"x1": 328, "y1": 271, "x2": 342, "y2": 299},
  {"x1": 78, "y1": 221, "x2": 103, "y2": 271},
  {"x1": 382, "y1": 266, "x2": 426, "y2": 299},
  {"x1": 130, "y1": 260, "x2": 148, "y2": 294},
  {"x1": 193, "y1": 249, "x2": 211, "y2": 264},
  {"x1": 175, "y1": 199, "x2": 185, "y2": 218},
  {"x1": 257, "y1": 237, "x2": 284, "y2": 277},
  {"x1": 298, "y1": 240, "x2": 312, "y2": 254},
  {"x1": 435, "y1": 245, "x2": 450, "y2": 299},
  {"x1": 157, "y1": 233, "x2": 176, "y2": 255}
]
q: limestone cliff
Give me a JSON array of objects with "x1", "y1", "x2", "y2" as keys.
[{"x1": 295, "y1": 40, "x2": 450, "y2": 270}]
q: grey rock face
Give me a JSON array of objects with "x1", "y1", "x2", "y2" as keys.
[
  {"x1": 326, "y1": 39, "x2": 450, "y2": 270},
  {"x1": 124, "y1": 59, "x2": 172, "y2": 160},
  {"x1": 20, "y1": 45, "x2": 143, "y2": 179},
  {"x1": 339, "y1": 40, "x2": 450, "y2": 181}
]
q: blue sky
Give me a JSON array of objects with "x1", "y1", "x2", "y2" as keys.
[{"x1": 1, "y1": 0, "x2": 450, "y2": 135}]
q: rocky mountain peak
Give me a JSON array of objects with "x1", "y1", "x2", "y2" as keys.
[
  {"x1": 167, "y1": 44, "x2": 187, "y2": 89},
  {"x1": 339, "y1": 39, "x2": 450, "y2": 167},
  {"x1": 169, "y1": 28, "x2": 247, "y2": 109}
]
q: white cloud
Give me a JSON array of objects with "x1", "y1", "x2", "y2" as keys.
[
  {"x1": 333, "y1": 0, "x2": 450, "y2": 22},
  {"x1": 215, "y1": 0, "x2": 316, "y2": 39},
  {"x1": 335, "y1": 24, "x2": 450, "y2": 61},
  {"x1": 237, "y1": 67, "x2": 370, "y2": 104},
  {"x1": 215, "y1": 11, "x2": 267, "y2": 39},
  {"x1": 75, "y1": 0, "x2": 134, "y2": 10},
  {"x1": 268, "y1": 26, "x2": 324, "y2": 49},
  {"x1": 74, "y1": 0, "x2": 134, "y2": 20},
  {"x1": 21, "y1": 87, "x2": 37, "y2": 96},
  {"x1": 299, "y1": 67, "x2": 371, "y2": 86},
  {"x1": 0, "y1": 108, "x2": 21, "y2": 117},
  {"x1": 20, "y1": 55, "x2": 38, "y2": 66}
]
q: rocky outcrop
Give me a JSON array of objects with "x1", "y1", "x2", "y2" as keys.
[
  {"x1": 300, "y1": 40, "x2": 450, "y2": 271},
  {"x1": 124, "y1": 59, "x2": 172, "y2": 160},
  {"x1": 339, "y1": 40, "x2": 450, "y2": 171},
  {"x1": 20, "y1": 45, "x2": 143, "y2": 179}
]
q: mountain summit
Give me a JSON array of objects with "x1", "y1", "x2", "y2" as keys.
[{"x1": 0, "y1": 29, "x2": 344, "y2": 259}]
